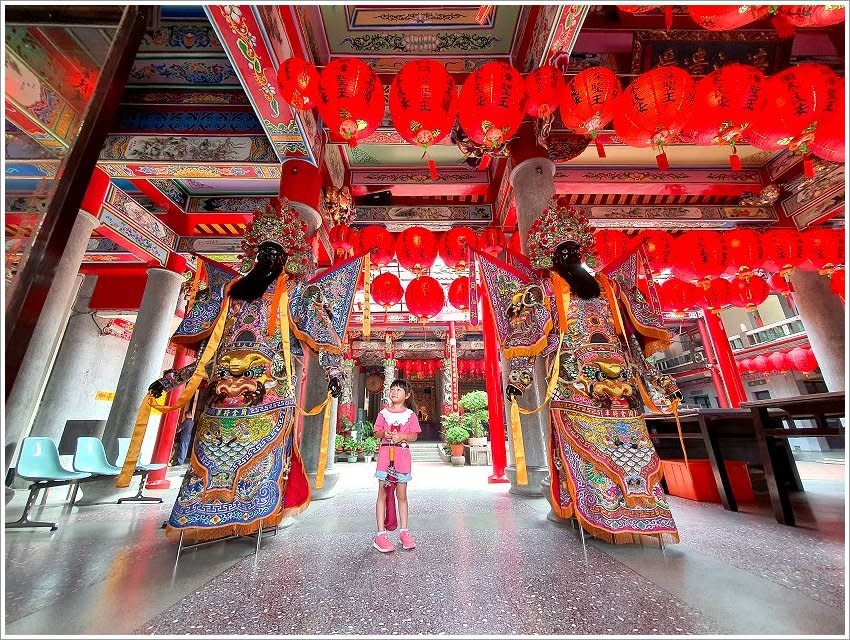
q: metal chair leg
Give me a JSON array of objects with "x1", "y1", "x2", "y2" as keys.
[
  {"x1": 5, "y1": 485, "x2": 58, "y2": 531},
  {"x1": 117, "y1": 472, "x2": 163, "y2": 504}
]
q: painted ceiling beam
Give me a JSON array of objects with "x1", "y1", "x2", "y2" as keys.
[{"x1": 554, "y1": 168, "x2": 763, "y2": 197}]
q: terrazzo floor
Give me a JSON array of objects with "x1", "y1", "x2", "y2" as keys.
[{"x1": 2, "y1": 454, "x2": 846, "y2": 637}]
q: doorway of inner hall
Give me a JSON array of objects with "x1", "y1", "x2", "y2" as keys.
[{"x1": 365, "y1": 378, "x2": 487, "y2": 442}]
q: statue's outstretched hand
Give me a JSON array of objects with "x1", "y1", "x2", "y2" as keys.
[
  {"x1": 506, "y1": 384, "x2": 522, "y2": 402},
  {"x1": 328, "y1": 376, "x2": 342, "y2": 398},
  {"x1": 148, "y1": 380, "x2": 166, "y2": 398}
]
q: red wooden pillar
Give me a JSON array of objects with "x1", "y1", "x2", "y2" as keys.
[
  {"x1": 145, "y1": 344, "x2": 195, "y2": 488},
  {"x1": 696, "y1": 317, "x2": 731, "y2": 409},
  {"x1": 702, "y1": 312, "x2": 748, "y2": 407},
  {"x1": 448, "y1": 321, "x2": 459, "y2": 413},
  {"x1": 482, "y1": 288, "x2": 509, "y2": 483}
]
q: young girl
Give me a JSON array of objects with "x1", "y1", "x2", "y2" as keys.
[{"x1": 372, "y1": 379, "x2": 421, "y2": 553}]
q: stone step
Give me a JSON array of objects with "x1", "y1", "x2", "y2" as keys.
[{"x1": 407, "y1": 442, "x2": 446, "y2": 462}]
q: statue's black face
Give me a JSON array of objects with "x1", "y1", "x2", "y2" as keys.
[
  {"x1": 256, "y1": 242, "x2": 286, "y2": 270},
  {"x1": 551, "y1": 240, "x2": 601, "y2": 300},
  {"x1": 552, "y1": 241, "x2": 581, "y2": 272},
  {"x1": 230, "y1": 241, "x2": 287, "y2": 301}
]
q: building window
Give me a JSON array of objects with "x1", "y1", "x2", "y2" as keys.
[
  {"x1": 692, "y1": 395, "x2": 711, "y2": 408},
  {"x1": 754, "y1": 390, "x2": 771, "y2": 400}
]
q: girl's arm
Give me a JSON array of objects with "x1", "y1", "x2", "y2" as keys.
[{"x1": 373, "y1": 411, "x2": 388, "y2": 440}]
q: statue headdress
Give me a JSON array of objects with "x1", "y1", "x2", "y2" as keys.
[
  {"x1": 527, "y1": 196, "x2": 598, "y2": 270},
  {"x1": 241, "y1": 197, "x2": 313, "y2": 277}
]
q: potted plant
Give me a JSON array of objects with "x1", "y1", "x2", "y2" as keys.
[
  {"x1": 444, "y1": 425, "x2": 468, "y2": 458},
  {"x1": 334, "y1": 434, "x2": 344, "y2": 453},
  {"x1": 459, "y1": 390, "x2": 489, "y2": 446},
  {"x1": 343, "y1": 436, "x2": 359, "y2": 463},
  {"x1": 361, "y1": 436, "x2": 379, "y2": 463}
]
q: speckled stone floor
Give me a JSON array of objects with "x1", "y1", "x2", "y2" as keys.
[{"x1": 3, "y1": 454, "x2": 846, "y2": 637}]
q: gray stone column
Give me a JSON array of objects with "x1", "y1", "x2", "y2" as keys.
[
  {"x1": 100, "y1": 267, "x2": 183, "y2": 459},
  {"x1": 299, "y1": 350, "x2": 340, "y2": 499},
  {"x1": 4, "y1": 211, "x2": 98, "y2": 473},
  {"x1": 789, "y1": 268, "x2": 845, "y2": 391},
  {"x1": 504, "y1": 157, "x2": 557, "y2": 496}
]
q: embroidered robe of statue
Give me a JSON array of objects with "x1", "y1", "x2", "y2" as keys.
[
  {"x1": 477, "y1": 246, "x2": 682, "y2": 544},
  {"x1": 159, "y1": 254, "x2": 362, "y2": 543}
]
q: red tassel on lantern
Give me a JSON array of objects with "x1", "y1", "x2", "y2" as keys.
[
  {"x1": 655, "y1": 148, "x2": 669, "y2": 170},
  {"x1": 729, "y1": 149, "x2": 742, "y2": 171},
  {"x1": 561, "y1": 66, "x2": 621, "y2": 158}
]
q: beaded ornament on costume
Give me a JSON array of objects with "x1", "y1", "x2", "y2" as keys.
[
  {"x1": 241, "y1": 197, "x2": 313, "y2": 277},
  {"x1": 527, "y1": 196, "x2": 599, "y2": 270}
]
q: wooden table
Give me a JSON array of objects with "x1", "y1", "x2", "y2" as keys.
[
  {"x1": 644, "y1": 408, "x2": 756, "y2": 512},
  {"x1": 741, "y1": 391, "x2": 846, "y2": 526}
]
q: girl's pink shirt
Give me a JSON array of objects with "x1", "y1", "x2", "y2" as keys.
[{"x1": 374, "y1": 408, "x2": 421, "y2": 474}]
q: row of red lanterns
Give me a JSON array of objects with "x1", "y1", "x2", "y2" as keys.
[
  {"x1": 737, "y1": 346, "x2": 819, "y2": 375},
  {"x1": 621, "y1": 5, "x2": 846, "y2": 34},
  {"x1": 396, "y1": 358, "x2": 486, "y2": 378},
  {"x1": 279, "y1": 53, "x2": 844, "y2": 176},
  {"x1": 371, "y1": 273, "x2": 470, "y2": 322}
]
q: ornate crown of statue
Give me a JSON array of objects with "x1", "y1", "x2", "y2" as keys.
[
  {"x1": 241, "y1": 197, "x2": 313, "y2": 276},
  {"x1": 527, "y1": 196, "x2": 598, "y2": 270}
]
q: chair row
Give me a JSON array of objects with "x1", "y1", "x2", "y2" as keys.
[{"x1": 5, "y1": 436, "x2": 167, "y2": 532}]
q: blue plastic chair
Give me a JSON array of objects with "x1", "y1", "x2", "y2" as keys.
[
  {"x1": 5, "y1": 437, "x2": 91, "y2": 531},
  {"x1": 114, "y1": 437, "x2": 166, "y2": 504},
  {"x1": 73, "y1": 437, "x2": 122, "y2": 476}
]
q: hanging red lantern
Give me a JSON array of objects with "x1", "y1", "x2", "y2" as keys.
[
  {"x1": 687, "y1": 6, "x2": 770, "y2": 30},
  {"x1": 799, "y1": 227, "x2": 844, "y2": 275},
  {"x1": 681, "y1": 64, "x2": 765, "y2": 171},
  {"x1": 697, "y1": 277, "x2": 732, "y2": 315},
  {"x1": 768, "y1": 351, "x2": 790, "y2": 374},
  {"x1": 370, "y1": 272, "x2": 404, "y2": 310},
  {"x1": 328, "y1": 224, "x2": 357, "y2": 263},
  {"x1": 669, "y1": 230, "x2": 727, "y2": 282},
  {"x1": 723, "y1": 228, "x2": 764, "y2": 278},
  {"x1": 478, "y1": 227, "x2": 506, "y2": 256},
  {"x1": 278, "y1": 57, "x2": 321, "y2": 111},
  {"x1": 729, "y1": 274, "x2": 770, "y2": 310},
  {"x1": 636, "y1": 230, "x2": 673, "y2": 272},
  {"x1": 787, "y1": 346, "x2": 818, "y2": 373},
  {"x1": 614, "y1": 66, "x2": 695, "y2": 170},
  {"x1": 760, "y1": 228, "x2": 804, "y2": 276},
  {"x1": 448, "y1": 276, "x2": 470, "y2": 311},
  {"x1": 356, "y1": 226, "x2": 396, "y2": 267},
  {"x1": 830, "y1": 268, "x2": 845, "y2": 303},
  {"x1": 738, "y1": 358, "x2": 754, "y2": 374},
  {"x1": 405, "y1": 275, "x2": 445, "y2": 321},
  {"x1": 390, "y1": 59, "x2": 458, "y2": 180},
  {"x1": 561, "y1": 66, "x2": 621, "y2": 158},
  {"x1": 747, "y1": 63, "x2": 842, "y2": 177},
  {"x1": 439, "y1": 227, "x2": 478, "y2": 270},
  {"x1": 811, "y1": 75, "x2": 845, "y2": 164},
  {"x1": 458, "y1": 61, "x2": 526, "y2": 150},
  {"x1": 768, "y1": 272, "x2": 795, "y2": 300},
  {"x1": 778, "y1": 5, "x2": 845, "y2": 28},
  {"x1": 751, "y1": 355, "x2": 770, "y2": 375},
  {"x1": 617, "y1": 5, "x2": 673, "y2": 30},
  {"x1": 593, "y1": 229, "x2": 630, "y2": 269},
  {"x1": 658, "y1": 277, "x2": 699, "y2": 313},
  {"x1": 318, "y1": 58, "x2": 385, "y2": 147},
  {"x1": 524, "y1": 65, "x2": 565, "y2": 147},
  {"x1": 396, "y1": 226, "x2": 438, "y2": 274},
  {"x1": 507, "y1": 232, "x2": 523, "y2": 256}
]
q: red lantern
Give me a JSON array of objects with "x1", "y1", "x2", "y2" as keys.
[
  {"x1": 768, "y1": 351, "x2": 789, "y2": 374},
  {"x1": 729, "y1": 274, "x2": 770, "y2": 310},
  {"x1": 799, "y1": 227, "x2": 844, "y2": 275},
  {"x1": 658, "y1": 277, "x2": 699, "y2": 313},
  {"x1": 778, "y1": 5, "x2": 845, "y2": 28},
  {"x1": 768, "y1": 273, "x2": 795, "y2": 299},
  {"x1": 329, "y1": 224, "x2": 356, "y2": 262},
  {"x1": 524, "y1": 65, "x2": 564, "y2": 146},
  {"x1": 508, "y1": 232, "x2": 523, "y2": 256},
  {"x1": 318, "y1": 58, "x2": 384, "y2": 147},
  {"x1": 594, "y1": 229, "x2": 630, "y2": 269},
  {"x1": 698, "y1": 277, "x2": 732, "y2": 315},
  {"x1": 738, "y1": 358, "x2": 754, "y2": 374},
  {"x1": 356, "y1": 226, "x2": 395, "y2": 267},
  {"x1": 614, "y1": 66, "x2": 695, "y2": 169},
  {"x1": 390, "y1": 60, "x2": 458, "y2": 179},
  {"x1": 682, "y1": 64, "x2": 765, "y2": 171},
  {"x1": 723, "y1": 228, "x2": 764, "y2": 277},
  {"x1": 458, "y1": 62, "x2": 526, "y2": 150},
  {"x1": 636, "y1": 230, "x2": 672, "y2": 272},
  {"x1": 396, "y1": 226, "x2": 438, "y2": 274},
  {"x1": 811, "y1": 76, "x2": 845, "y2": 164},
  {"x1": 760, "y1": 229, "x2": 804, "y2": 275},
  {"x1": 787, "y1": 346, "x2": 818, "y2": 373},
  {"x1": 371, "y1": 272, "x2": 404, "y2": 310},
  {"x1": 687, "y1": 6, "x2": 770, "y2": 30},
  {"x1": 277, "y1": 57, "x2": 320, "y2": 111},
  {"x1": 479, "y1": 227, "x2": 506, "y2": 256},
  {"x1": 751, "y1": 355, "x2": 770, "y2": 374},
  {"x1": 669, "y1": 230, "x2": 727, "y2": 282},
  {"x1": 448, "y1": 276, "x2": 470, "y2": 311},
  {"x1": 747, "y1": 63, "x2": 841, "y2": 176},
  {"x1": 405, "y1": 275, "x2": 445, "y2": 321},
  {"x1": 561, "y1": 66, "x2": 621, "y2": 158},
  {"x1": 830, "y1": 269, "x2": 845, "y2": 303},
  {"x1": 439, "y1": 227, "x2": 478, "y2": 270},
  {"x1": 618, "y1": 5, "x2": 673, "y2": 30}
]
